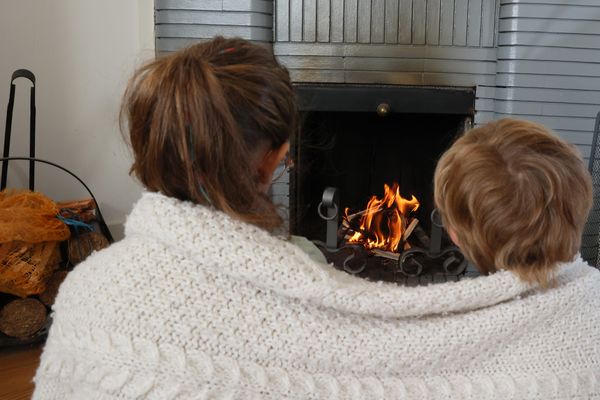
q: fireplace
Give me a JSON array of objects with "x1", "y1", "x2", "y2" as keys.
[{"x1": 288, "y1": 84, "x2": 475, "y2": 283}]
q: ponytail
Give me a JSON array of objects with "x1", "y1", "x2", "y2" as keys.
[{"x1": 122, "y1": 37, "x2": 298, "y2": 230}]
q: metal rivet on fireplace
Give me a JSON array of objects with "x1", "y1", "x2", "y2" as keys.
[{"x1": 376, "y1": 103, "x2": 390, "y2": 117}]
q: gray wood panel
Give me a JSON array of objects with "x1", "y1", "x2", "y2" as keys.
[
  {"x1": 498, "y1": 46, "x2": 600, "y2": 63},
  {"x1": 503, "y1": 0, "x2": 600, "y2": 5},
  {"x1": 475, "y1": 98, "x2": 496, "y2": 112},
  {"x1": 290, "y1": 0, "x2": 303, "y2": 41},
  {"x1": 273, "y1": 0, "x2": 496, "y2": 46},
  {"x1": 499, "y1": 32, "x2": 600, "y2": 50},
  {"x1": 490, "y1": 113, "x2": 596, "y2": 133},
  {"x1": 439, "y1": 0, "x2": 455, "y2": 45},
  {"x1": 554, "y1": 130, "x2": 599, "y2": 145},
  {"x1": 156, "y1": 10, "x2": 272, "y2": 27},
  {"x1": 289, "y1": 69, "x2": 346, "y2": 82},
  {"x1": 497, "y1": 59, "x2": 600, "y2": 77},
  {"x1": 467, "y1": 0, "x2": 482, "y2": 46},
  {"x1": 385, "y1": 0, "x2": 399, "y2": 43},
  {"x1": 276, "y1": 0, "x2": 290, "y2": 41},
  {"x1": 317, "y1": 0, "x2": 331, "y2": 42},
  {"x1": 398, "y1": 0, "x2": 413, "y2": 44},
  {"x1": 496, "y1": 73, "x2": 600, "y2": 91},
  {"x1": 480, "y1": 0, "x2": 498, "y2": 46},
  {"x1": 453, "y1": 0, "x2": 468, "y2": 45},
  {"x1": 412, "y1": 0, "x2": 427, "y2": 44},
  {"x1": 155, "y1": 0, "x2": 223, "y2": 11},
  {"x1": 156, "y1": 25, "x2": 273, "y2": 41},
  {"x1": 342, "y1": 71, "x2": 495, "y2": 85},
  {"x1": 304, "y1": 0, "x2": 317, "y2": 41},
  {"x1": 331, "y1": 0, "x2": 344, "y2": 42},
  {"x1": 344, "y1": 0, "x2": 358, "y2": 42},
  {"x1": 223, "y1": 0, "x2": 273, "y2": 13},
  {"x1": 494, "y1": 87, "x2": 600, "y2": 105},
  {"x1": 371, "y1": 0, "x2": 386, "y2": 43},
  {"x1": 500, "y1": 4, "x2": 600, "y2": 20},
  {"x1": 156, "y1": 0, "x2": 273, "y2": 13},
  {"x1": 274, "y1": 42, "x2": 497, "y2": 60},
  {"x1": 358, "y1": 0, "x2": 372, "y2": 43},
  {"x1": 156, "y1": 37, "x2": 271, "y2": 51},
  {"x1": 427, "y1": 0, "x2": 441, "y2": 45},
  {"x1": 499, "y1": 18, "x2": 600, "y2": 35},
  {"x1": 495, "y1": 100, "x2": 600, "y2": 118},
  {"x1": 277, "y1": 55, "x2": 345, "y2": 69}
]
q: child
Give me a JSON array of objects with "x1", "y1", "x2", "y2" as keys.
[
  {"x1": 34, "y1": 39, "x2": 600, "y2": 398},
  {"x1": 434, "y1": 118, "x2": 593, "y2": 287}
]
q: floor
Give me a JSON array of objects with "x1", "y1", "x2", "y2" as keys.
[{"x1": 0, "y1": 344, "x2": 42, "y2": 400}]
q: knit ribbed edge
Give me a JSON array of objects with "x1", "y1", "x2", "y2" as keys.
[
  {"x1": 124, "y1": 192, "x2": 599, "y2": 319},
  {"x1": 35, "y1": 323, "x2": 599, "y2": 400}
]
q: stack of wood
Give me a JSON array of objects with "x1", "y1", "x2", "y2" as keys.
[
  {"x1": 340, "y1": 208, "x2": 420, "y2": 261},
  {"x1": 0, "y1": 198, "x2": 110, "y2": 342}
]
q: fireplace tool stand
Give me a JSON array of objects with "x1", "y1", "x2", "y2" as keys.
[{"x1": 312, "y1": 187, "x2": 467, "y2": 284}]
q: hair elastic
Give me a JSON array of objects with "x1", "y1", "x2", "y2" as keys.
[
  {"x1": 198, "y1": 183, "x2": 213, "y2": 207},
  {"x1": 186, "y1": 123, "x2": 213, "y2": 207}
]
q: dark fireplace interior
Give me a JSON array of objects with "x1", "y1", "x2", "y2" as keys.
[{"x1": 291, "y1": 85, "x2": 474, "y2": 242}]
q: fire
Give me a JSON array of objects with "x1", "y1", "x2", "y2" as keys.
[{"x1": 344, "y1": 183, "x2": 419, "y2": 252}]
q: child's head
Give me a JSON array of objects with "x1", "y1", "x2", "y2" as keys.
[
  {"x1": 122, "y1": 37, "x2": 298, "y2": 230},
  {"x1": 434, "y1": 118, "x2": 592, "y2": 286}
]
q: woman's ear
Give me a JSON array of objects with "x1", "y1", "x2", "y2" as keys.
[{"x1": 257, "y1": 142, "x2": 290, "y2": 185}]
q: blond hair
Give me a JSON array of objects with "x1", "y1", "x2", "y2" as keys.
[{"x1": 434, "y1": 119, "x2": 592, "y2": 287}]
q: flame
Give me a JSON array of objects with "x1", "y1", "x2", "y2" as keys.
[{"x1": 344, "y1": 183, "x2": 419, "y2": 252}]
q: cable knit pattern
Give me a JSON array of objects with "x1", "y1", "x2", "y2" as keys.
[{"x1": 33, "y1": 192, "x2": 600, "y2": 399}]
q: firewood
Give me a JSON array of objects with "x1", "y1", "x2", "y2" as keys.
[
  {"x1": 0, "y1": 298, "x2": 47, "y2": 339},
  {"x1": 57, "y1": 198, "x2": 97, "y2": 222},
  {"x1": 38, "y1": 270, "x2": 69, "y2": 306},
  {"x1": 371, "y1": 249, "x2": 400, "y2": 261},
  {"x1": 402, "y1": 218, "x2": 419, "y2": 242},
  {"x1": 345, "y1": 206, "x2": 384, "y2": 221},
  {"x1": 56, "y1": 198, "x2": 96, "y2": 210},
  {"x1": 68, "y1": 231, "x2": 109, "y2": 265}
]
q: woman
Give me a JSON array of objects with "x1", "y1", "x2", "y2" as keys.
[{"x1": 34, "y1": 39, "x2": 600, "y2": 399}]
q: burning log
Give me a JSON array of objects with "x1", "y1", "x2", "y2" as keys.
[
  {"x1": 402, "y1": 218, "x2": 419, "y2": 242},
  {"x1": 342, "y1": 183, "x2": 420, "y2": 253},
  {"x1": 345, "y1": 206, "x2": 384, "y2": 221}
]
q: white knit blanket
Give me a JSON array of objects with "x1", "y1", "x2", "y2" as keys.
[{"x1": 33, "y1": 192, "x2": 600, "y2": 399}]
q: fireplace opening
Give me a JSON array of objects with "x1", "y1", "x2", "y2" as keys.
[
  {"x1": 291, "y1": 85, "x2": 474, "y2": 239},
  {"x1": 289, "y1": 84, "x2": 476, "y2": 283}
]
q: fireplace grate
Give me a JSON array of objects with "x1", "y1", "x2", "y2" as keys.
[{"x1": 312, "y1": 187, "x2": 474, "y2": 286}]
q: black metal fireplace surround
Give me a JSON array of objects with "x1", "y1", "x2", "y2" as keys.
[{"x1": 290, "y1": 84, "x2": 477, "y2": 285}]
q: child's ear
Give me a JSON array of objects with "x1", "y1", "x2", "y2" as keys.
[{"x1": 448, "y1": 227, "x2": 460, "y2": 247}]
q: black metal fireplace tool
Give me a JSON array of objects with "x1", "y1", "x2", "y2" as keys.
[{"x1": 312, "y1": 187, "x2": 467, "y2": 283}]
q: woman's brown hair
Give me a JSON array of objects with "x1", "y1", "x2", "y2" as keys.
[
  {"x1": 434, "y1": 119, "x2": 592, "y2": 287},
  {"x1": 121, "y1": 37, "x2": 298, "y2": 230}
]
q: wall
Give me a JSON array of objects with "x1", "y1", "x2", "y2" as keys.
[
  {"x1": 155, "y1": 0, "x2": 273, "y2": 54},
  {"x1": 0, "y1": 0, "x2": 155, "y2": 239},
  {"x1": 495, "y1": 0, "x2": 600, "y2": 162}
]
